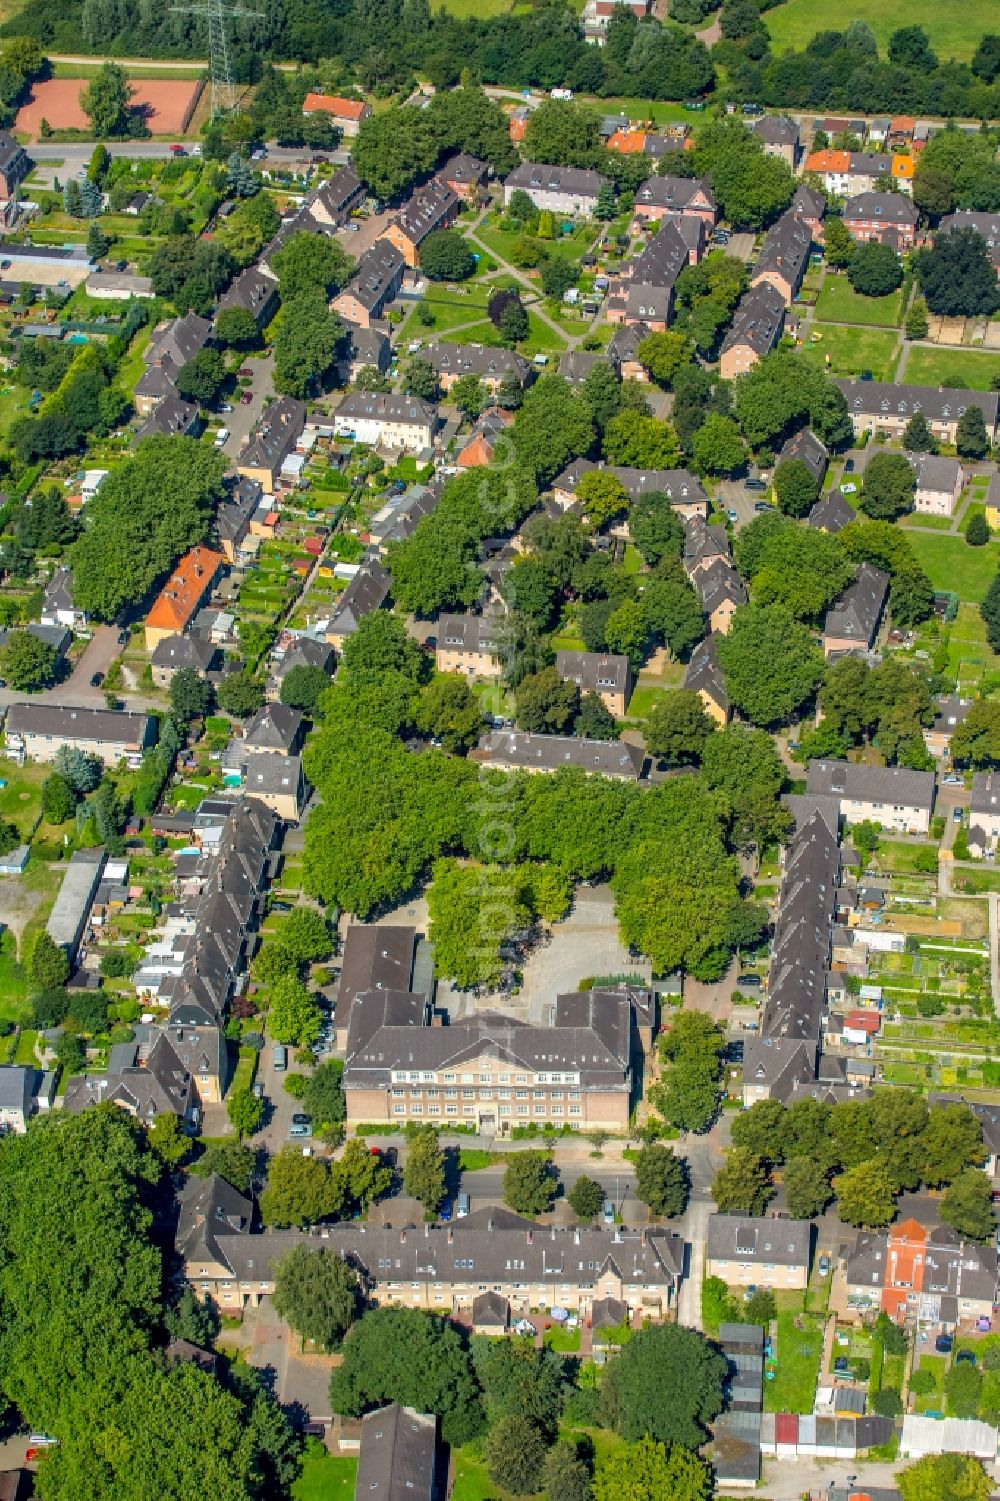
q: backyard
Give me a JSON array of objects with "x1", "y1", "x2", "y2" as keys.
[
  {"x1": 903, "y1": 347, "x2": 1000, "y2": 391},
  {"x1": 291, "y1": 1451, "x2": 356, "y2": 1500},
  {"x1": 764, "y1": 1300, "x2": 824, "y2": 1415},
  {"x1": 814, "y1": 277, "x2": 903, "y2": 329},
  {"x1": 799, "y1": 325, "x2": 899, "y2": 383},
  {"x1": 906, "y1": 531, "x2": 1000, "y2": 603}
]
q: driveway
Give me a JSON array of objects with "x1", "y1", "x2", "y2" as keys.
[
  {"x1": 252, "y1": 1035, "x2": 300, "y2": 1155},
  {"x1": 223, "y1": 350, "x2": 275, "y2": 462},
  {"x1": 713, "y1": 477, "x2": 767, "y2": 532},
  {"x1": 0, "y1": 624, "x2": 122, "y2": 711}
]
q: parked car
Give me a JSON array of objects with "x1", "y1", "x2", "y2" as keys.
[
  {"x1": 238, "y1": 367, "x2": 253, "y2": 377},
  {"x1": 603, "y1": 1201, "x2": 615, "y2": 1225},
  {"x1": 240, "y1": 392, "x2": 253, "y2": 405},
  {"x1": 953, "y1": 807, "x2": 964, "y2": 823},
  {"x1": 289, "y1": 1122, "x2": 312, "y2": 1138},
  {"x1": 754, "y1": 501, "x2": 771, "y2": 512},
  {"x1": 727, "y1": 508, "x2": 739, "y2": 523},
  {"x1": 819, "y1": 1254, "x2": 831, "y2": 1276},
  {"x1": 844, "y1": 458, "x2": 855, "y2": 472},
  {"x1": 291, "y1": 1113, "x2": 311, "y2": 1126},
  {"x1": 90, "y1": 671, "x2": 104, "y2": 687},
  {"x1": 252, "y1": 1081, "x2": 264, "y2": 1099},
  {"x1": 439, "y1": 1200, "x2": 452, "y2": 1222},
  {"x1": 935, "y1": 1333, "x2": 954, "y2": 1353},
  {"x1": 745, "y1": 478, "x2": 766, "y2": 492},
  {"x1": 456, "y1": 1192, "x2": 470, "y2": 1218}
]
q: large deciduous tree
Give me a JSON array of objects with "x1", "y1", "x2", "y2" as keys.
[
  {"x1": 716, "y1": 605, "x2": 825, "y2": 726},
  {"x1": 273, "y1": 1243, "x2": 361, "y2": 1350},
  {"x1": 600, "y1": 1322, "x2": 727, "y2": 1447}
]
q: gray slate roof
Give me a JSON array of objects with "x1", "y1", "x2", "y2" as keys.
[
  {"x1": 824, "y1": 561, "x2": 889, "y2": 647},
  {"x1": 806, "y1": 758, "x2": 935, "y2": 812},
  {"x1": 836, "y1": 379, "x2": 1000, "y2": 428},
  {"x1": 356, "y1": 1407, "x2": 436, "y2": 1501},
  {"x1": 720, "y1": 282, "x2": 785, "y2": 358},
  {"x1": 808, "y1": 490, "x2": 855, "y2": 533},
  {"x1": 477, "y1": 729, "x2": 645, "y2": 778},
  {"x1": 707, "y1": 1214, "x2": 811, "y2": 1267}
]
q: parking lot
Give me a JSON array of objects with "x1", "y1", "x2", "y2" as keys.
[{"x1": 222, "y1": 350, "x2": 275, "y2": 462}]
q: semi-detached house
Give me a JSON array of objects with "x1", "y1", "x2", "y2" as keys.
[
  {"x1": 806, "y1": 759, "x2": 935, "y2": 834},
  {"x1": 333, "y1": 392, "x2": 436, "y2": 451},
  {"x1": 4, "y1": 703, "x2": 155, "y2": 768},
  {"x1": 503, "y1": 162, "x2": 608, "y2": 217},
  {"x1": 706, "y1": 1215, "x2": 811, "y2": 1290}
]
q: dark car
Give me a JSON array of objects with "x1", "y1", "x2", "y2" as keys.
[
  {"x1": 844, "y1": 458, "x2": 855, "y2": 472},
  {"x1": 291, "y1": 1113, "x2": 312, "y2": 1126},
  {"x1": 240, "y1": 392, "x2": 253, "y2": 405},
  {"x1": 935, "y1": 1334, "x2": 954, "y2": 1354},
  {"x1": 754, "y1": 500, "x2": 771, "y2": 512},
  {"x1": 956, "y1": 1349, "x2": 977, "y2": 1365},
  {"x1": 90, "y1": 671, "x2": 104, "y2": 687},
  {"x1": 745, "y1": 478, "x2": 766, "y2": 492},
  {"x1": 439, "y1": 1200, "x2": 452, "y2": 1222}
]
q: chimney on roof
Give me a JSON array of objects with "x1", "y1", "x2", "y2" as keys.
[
  {"x1": 527, "y1": 1228, "x2": 533, "y2": 1245},
  {"x1": 400, "y1": 1228, "x2": 406, "y2": 1244},
  {"x1": 447, "y1": 1227, "x2": 453, "y2": 1244}
]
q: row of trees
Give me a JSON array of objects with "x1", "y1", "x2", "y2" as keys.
[{"x1": 722, "y1": 1091, "x2": 994, "y2": 1235}]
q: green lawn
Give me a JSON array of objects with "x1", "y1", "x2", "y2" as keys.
[
  {"x1": 912, "y1": 1354, "x2": 947, "y2": 1415},
  {"x1": 874, "y1": 841, "x2": 940, "y2": 875},
  {"x1": 903, "y1": 346, "x2": 1000, "y2": 391},
  {"x1": 0, "y1": 932, "x2": 29, "y2": 1020},
  {"x1": 544, "y1": 1323, "x2": 581, "y2": 1353},
  {"x1": 800, "y1": 324, "x2": 900, "y2": 382},
  {"x1": 451, "y1": 1448, "x2": 511, "y2": 1501},
  {"x1": 0, "y1": 755, "x2": 45, "y2": 839},
  {"x1": 579, "y1": 95, "x2": 710, "y2": 126},
  {"x1": 475, "y1": 223, "x2": 596, "y2": 267},
  {"x1": 764, "y1": 0, "x2": 1000, "y2": 60},
  {"x1": 291, "y1": 1453, "x2": 357, "y2": 1501},
  {"x1": 445, "y1": 314, "x2": 567, "y2": 356},
  {"x1": 906, "y1": 530, "x2": 1000, "y2": 604},
  {"x1": 764, "y1": 1308, "x2": 824, "y2": 1415},
  {"x1": 814, "y1": 276, "x2": 903, "y2": 328}
]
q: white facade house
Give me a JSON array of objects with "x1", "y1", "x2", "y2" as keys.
[{"x1": 333, "y1": 393, "x2": 436, "y2": 452}]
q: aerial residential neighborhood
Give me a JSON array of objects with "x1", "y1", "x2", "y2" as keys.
[{"x1": 3, "y1": 3, "x2": 1000, "y2": 1501}]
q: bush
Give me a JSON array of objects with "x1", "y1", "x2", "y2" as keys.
[{"x1": 871, "y1": 1387, "x2": 902, "y2": 1418}]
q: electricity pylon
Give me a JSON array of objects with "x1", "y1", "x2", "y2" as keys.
[{"x1": 171, "y1": 0, "x2": 263, "y2": 117}]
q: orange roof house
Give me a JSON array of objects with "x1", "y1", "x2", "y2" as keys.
[
  {"x1": 457, "y1": 433, "x2": 494, "y2": 469},
  {"x1": 608, "y1": 129, "x2": 648, "y2": 154},
  {"x1": 803, "y1": 149, "x2": 851, "y2": 178},
  {"x1": 892, "y1": 154, "x2": 914, "y2": 185},
  {"x1": 144, "y1": 545, "x2": 225, "y2": 651},
  {"x1": 881, "y1": 1218, "x2": 927, "y2": 1319},
  {"x1": 301, "y1": 94, "x2": 371, "y2": 134}
]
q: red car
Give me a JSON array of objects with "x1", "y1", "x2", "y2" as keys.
[
  {"x1": 240, "y1": 392, "x2": 253, "y2": 405},
  {"x1": 238, "y1": 366, "x2": 252, "y2": 377},
  {"x1": 169, "y1": 143, "x2": 186, "y2": 156}
]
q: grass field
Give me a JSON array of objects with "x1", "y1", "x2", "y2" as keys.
[
  {"x1": 291, "y1": 1453, "x2": 356, "y2": 1501},
  {"x1": 764, "y1": 1306, "x2": 824, "y2": 1414},
  {"x1": 800, "y1": 324, "x2": 899, "y2": 382},
  {"x1": 764, "y1": 0, "x2": 1000, "y2": 62},
  {"x1": 906, "y1": 530, "x2": 1000, "y2": 603},
  {"x1": 444, "y1": 313, "x2": 567, "y2": 355},
  {"x1": 814, "y1": 276, "x2": 903, "y2": 328},
  {"x1": 903, "y1": 346, "x2": 1000, "y2": 391},
  {"x1": 0, "y1": 757, "x2": 45, "y2": 839}
]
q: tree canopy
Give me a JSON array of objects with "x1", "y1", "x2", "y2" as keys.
[{"x1": 70, "y1": 437, "x2": 226, "y2": 621}]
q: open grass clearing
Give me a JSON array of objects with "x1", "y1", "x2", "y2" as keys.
[
  {"x1": 906, "y1": 530, "x2": 1000, "y2": 604},
  {"x1": 903, "y1": 346, "x2": 1000, "y2": 391},
  {"x1": 764, "y1": 0, "x2": 1000, "y2": 61},
  {"x1": 800, "y1": 323, "x2": 900, "y2": 383},
  {"x1": 814, "y1": 276, "x2": 903, "y2": 328}
]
